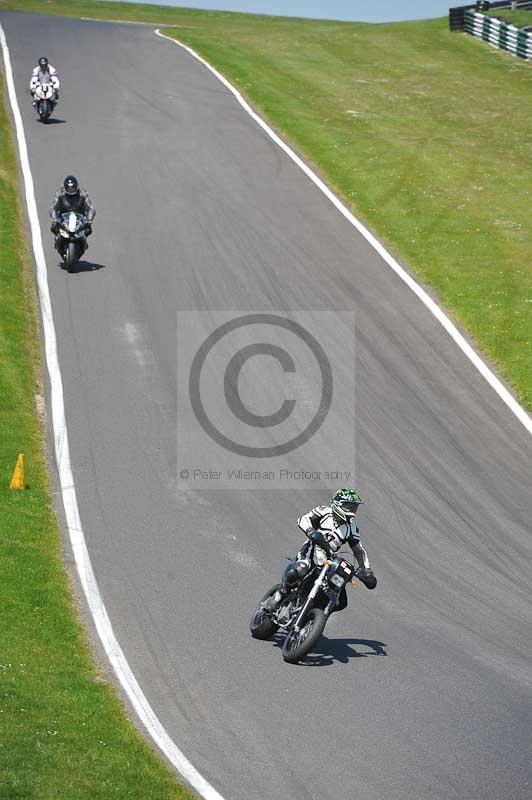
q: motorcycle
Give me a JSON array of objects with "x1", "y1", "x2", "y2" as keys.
[
  {"x1": 250, "y1": 535, "x2": 358, "y2": 664},
  {"x1": 32, "y1": 77, "x2": 58, "y2": 123},
  {"x1": 56, "y1": 211, "x2": 90, "y2": 272}
]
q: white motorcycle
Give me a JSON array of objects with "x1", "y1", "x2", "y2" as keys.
[{"x1": 32, "y1": 76, "x2": 58, "y2": 123}]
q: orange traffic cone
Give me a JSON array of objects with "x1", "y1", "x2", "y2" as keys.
[{"x1": 10, "y1": 453, "x2": 25, "y2": 490}]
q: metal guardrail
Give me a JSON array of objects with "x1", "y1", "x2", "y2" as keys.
[
  {"x1": 449, "y1": 3, "x2": 477, "y2": 31},
  {"x1": 465, "y1": 9, "x2": 532, "y2": 56},
  {"x1": 449, "y1": 1, "x2": 532, "y2": 31},
  {"x1": 450, "y1": 1, "x2": 532, "y2": 59}
]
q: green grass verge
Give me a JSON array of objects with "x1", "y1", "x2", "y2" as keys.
[
  {"x1": 3, "y1": 0, "x2": 530, "y2": 411},
  {"x1": 0, "y1": 77, "x2": 194, "y2": 800},
  {"x1": 488, "y1": 9, "x2": 532, "y2": 28}
]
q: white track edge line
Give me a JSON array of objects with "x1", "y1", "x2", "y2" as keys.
[
  {"x1": 0, "y1": 23, "x2": 226, "y2": 800},
  {"x1": 81, "y1": 17, "x2": 168, "y2": 25},
  {"x1": 154, "y1": 27, "x2": 532, "y2": 438}
]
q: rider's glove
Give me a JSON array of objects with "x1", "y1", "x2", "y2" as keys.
[
  {"x1": 308, "y1": 529, "x2": 329, "y2": 550},
  {"x1": 86, "y1": 223, "x2": 93, "y2": 236},
  {"x1": 50, "y1": 221, "x2": 59, "y2": 235},
  {"x1": 356, "y1": 568, "x2": 377, "y2": 590}
]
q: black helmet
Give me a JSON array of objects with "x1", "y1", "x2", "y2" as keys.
[
  {"x1": 63, "y1": 175, "x2": 79, "y2": 196},
  {"x1": 38, "y1": 57, "x2": 49, "y2": 69}
]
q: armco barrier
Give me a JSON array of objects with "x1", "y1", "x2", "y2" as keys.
[
  {"x1": 464, "y1": 9, "x2": 532, "y2": 58},
  {"x1": 449, "y1": 1, "x2": 519, "y2": 30},
  {"x1": 450, "y1": 2, "x2": 532, "y2": 59},
  {"x1": 449, "y1": 3, "x2": 477, "y2": 30}
]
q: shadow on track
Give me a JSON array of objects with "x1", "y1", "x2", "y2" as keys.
[
  {"x1": 60, "y1": 260, "x2": 106, "y2": 274},
  {"x1": 271, "y1": 634, "x2": 387, "y2": 666},
  {"x1": 40, "y1": 117, "x2": 67, "y2": 124}
]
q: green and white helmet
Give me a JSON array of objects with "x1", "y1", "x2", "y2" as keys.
[{"x1": 331, "y1": 488, "x2": 364, "y2": 525}]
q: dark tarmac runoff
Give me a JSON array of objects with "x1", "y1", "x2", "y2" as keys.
[{"x1": 2, "y1": 11, "x2": 532, "y2": 800}]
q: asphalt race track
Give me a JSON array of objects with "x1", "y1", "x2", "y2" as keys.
[{"x1": 2, "y1": 12, "x2": 532, "y2": 800}]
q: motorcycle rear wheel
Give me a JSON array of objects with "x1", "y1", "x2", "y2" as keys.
[
  {"x1": 282, "y1": 607, "x2": 326, "y2": 664},
  {"x1": 250, "y1": 584, "x2": 281, "y2": 640}
]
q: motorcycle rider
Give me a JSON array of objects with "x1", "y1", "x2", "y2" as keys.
[
  {"x1": 264, "y1": 489, "x2": 377, "y2": 612},
  {"x1": 49, "y1": 175, "x2": 96, "y2": 255},
  {"x1": 30, "y1": 57, "x2": 60, "y2": 105}
]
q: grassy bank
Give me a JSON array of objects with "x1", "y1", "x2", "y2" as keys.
[
  {"x1": 488, "y1": 9, "x2": 532, "y2": 27},
  {"x1": 0, "y1": 78, "x2": 193, "y2": 800},
  {"x1": 3, "y1": 0, "x2": 530, "y2": 411}
]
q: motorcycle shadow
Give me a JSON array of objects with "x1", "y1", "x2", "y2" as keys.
[
  {"x1": 39, "y1": 118, "x2": 66, "y2": 124},
  {"x1": 60, "y1": 260, "x2": 106, "y2": 274},
  {"x1": 272, "y1": 634, "x2": 387, "y2": 666}
]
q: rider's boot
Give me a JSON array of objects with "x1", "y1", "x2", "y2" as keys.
[{"x1": 262, "y1": 589, "x2": 285, "y2": 612}]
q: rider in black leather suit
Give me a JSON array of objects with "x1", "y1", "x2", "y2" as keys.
[{"x1": 49, "y1": 175, "x2": 96, "y2": 254}]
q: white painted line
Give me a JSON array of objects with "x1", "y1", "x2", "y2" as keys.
[
  {"x1": 0, "y1": 23, "x2": 226, "y2": 800},
  {"x1": 80, "y1": 16, "x2": 198, "y2": 27},
  {"x1": 80, "y1": 17, "x2": 164, "y2": 25},
  {"x1": 155, "y1": 28, "x2": 532, "y2": 437}
]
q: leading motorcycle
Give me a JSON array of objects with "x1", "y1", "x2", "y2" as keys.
[{"x1": 250, "y1": 535, "x2": 359, "y2": 664}]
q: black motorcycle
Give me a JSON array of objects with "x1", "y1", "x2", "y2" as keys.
[
  {"x1": 250, "y1": 537, "x2": 358, "y2": 664},
  {"x1": 56, "y1": 211, "x2": 90, "y2": 272}
]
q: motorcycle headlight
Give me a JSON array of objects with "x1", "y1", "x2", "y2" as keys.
[
  {"x1": 59, "y1": 229, "x2": 69, "y2": 238},
  {"x1": 330, "y1": 574, "x2": 345, "y2": 589}
]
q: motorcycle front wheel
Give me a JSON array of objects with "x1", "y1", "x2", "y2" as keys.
[
  {"x1": 250, "y1": 584, "x2": 281, "y2": 640},
  {"x1": 65, "y1": 241, "x2": 78, "y2": 272},
  {"x1": 282, "y1": 607, "x2": 326, "y2": 664},
  {"x1": 39, "y1": 100, "x2": 50, "y2": 122}
]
